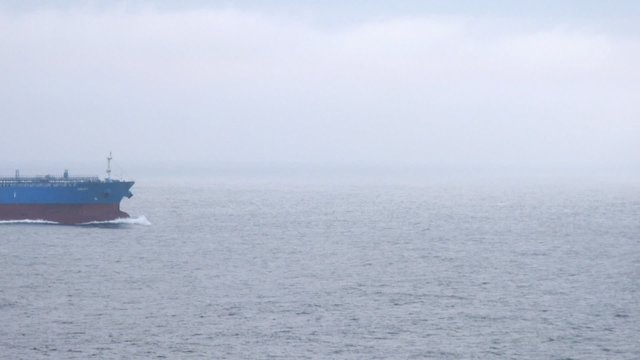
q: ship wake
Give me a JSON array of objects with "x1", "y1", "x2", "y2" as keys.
[
  {"x1": 0, "y1": 215, "x2": 151, "y2": 226},
  {"x1": 80, "y1": 215, "x2": 152, "y2": 226},
  {"x1": 0, "y1": 219, "x2": 59, "y2": 225}
]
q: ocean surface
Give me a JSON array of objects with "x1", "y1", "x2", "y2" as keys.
[{"x1": 1, "y1": 177, "x2": 639, "y2": 359}]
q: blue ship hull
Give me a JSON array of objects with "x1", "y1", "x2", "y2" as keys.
[{"x1": 0, "y1": 181, "x2": 133, "y2": 204}]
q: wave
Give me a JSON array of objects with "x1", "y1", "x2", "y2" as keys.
[
  {"x1": 80, "y1": 215, "x2": 152, "y2": 226},
  {"x1": 0, "y1": 219, "x2": 59, "y2": 225},
  {"x1": 0, "y1": 216, "x2": 151, "y2": 226}
]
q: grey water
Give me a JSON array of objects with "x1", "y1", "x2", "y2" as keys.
[{"x1": 1, "y1": 177, "x2": 639, "y2": 359}]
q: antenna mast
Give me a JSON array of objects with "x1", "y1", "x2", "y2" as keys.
[{"x1": 106, "y1": 152, "x2": 113, "y2": 180}]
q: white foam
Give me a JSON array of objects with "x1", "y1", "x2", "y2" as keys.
[
  {"x1": 0, "y1": 219, "x2": 59, "y2": 225},
  {"x1": 80, "y1": 215, "x2": 152, "y2": 226},
  {"x1": 0, "y1": 216, "x2": 151, "y2": 226}
]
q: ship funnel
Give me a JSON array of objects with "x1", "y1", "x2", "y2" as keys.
[{"x1": 64, "y1": 169, "x2": 69, "y2": 179}]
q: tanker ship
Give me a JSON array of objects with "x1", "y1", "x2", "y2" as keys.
[{"x1": 0, "y1": 153, "x2": 134, "y2": 224}]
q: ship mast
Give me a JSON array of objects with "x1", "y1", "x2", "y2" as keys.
[{"x1": 106, "y1": 152, "x2": 113, "y2": 181}]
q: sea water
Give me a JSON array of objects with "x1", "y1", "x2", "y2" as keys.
[{"x1": 0, "y1": 177, "x2": 638, "y2": 359}]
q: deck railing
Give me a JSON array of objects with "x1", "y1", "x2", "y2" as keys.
[{"x1": 0, "y1": 175, "x2": 101, "y2": 184}]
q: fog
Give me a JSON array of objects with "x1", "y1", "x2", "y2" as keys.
[{"x1": 0, "y1": 1, "x2": 638, "y2": 179}]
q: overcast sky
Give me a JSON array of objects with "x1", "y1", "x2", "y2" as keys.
[{"x1": 0, "y1": 1, "x2": 638, "y2": 176}]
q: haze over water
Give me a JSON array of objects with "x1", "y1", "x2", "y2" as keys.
[{"x1": 1, "y1": 0, "x2": 639, "y2": 169}]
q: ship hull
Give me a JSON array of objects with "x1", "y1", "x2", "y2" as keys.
[
  {"x1": 0, "y1": 204, "x2": 129, "y2": 224},
  {"x1": 0, "y1": 179, "x2": 134, "y2": 225}
]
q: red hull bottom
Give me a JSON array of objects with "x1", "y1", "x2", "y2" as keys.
[{"x1": 0, "y1": 204, "x2": 129, "y2": 225}]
